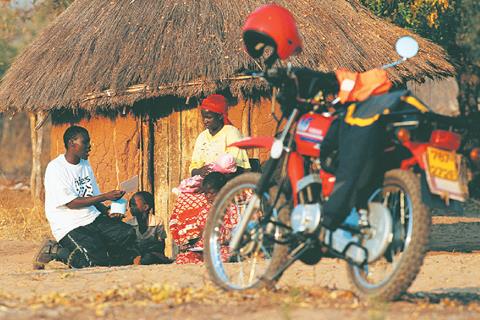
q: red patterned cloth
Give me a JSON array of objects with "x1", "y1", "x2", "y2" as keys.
[
  {"x1": 175, "y1": 246, "x2": 232, "y2": 265},
  {"x1": 170, "y1": 192, "x2": 241, "y2": 264},
  {"x1": 175, "y1": 251, "x2": 203, "y2": 264},
  {"x1": 169, "y1": 193, "x2": 209, "y2": 247}
]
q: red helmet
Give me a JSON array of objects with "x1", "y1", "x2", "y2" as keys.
[{"x1": 243, "y1": 4, "x2": 302, "y2": 61}]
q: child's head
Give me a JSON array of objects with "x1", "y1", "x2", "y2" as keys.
[
  {"x1": 129, "y1": 191, "x2": 154, "y2": 217},
  {"x1": 201, "y1": 172, "x2": 227, "y2": 201}
]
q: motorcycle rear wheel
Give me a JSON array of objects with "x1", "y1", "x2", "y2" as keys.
[
  {"x1": 204, "y1": 173, "x2": 290, "y2": 291},
  {"x1": 346, "y1": 169, "x2": 431, "y2": 301}
]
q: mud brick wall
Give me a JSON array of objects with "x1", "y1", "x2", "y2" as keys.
[
  {"x1": 228, "y1": 99, "x2": 280, "y2": 163},
  {"x1": 50, "y1": 115, "x2": 141, "y2": 194}
]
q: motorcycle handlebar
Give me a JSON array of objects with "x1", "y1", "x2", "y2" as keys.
[{"x1": 240, "y1": 67, "x2": 339, "y2": 115}]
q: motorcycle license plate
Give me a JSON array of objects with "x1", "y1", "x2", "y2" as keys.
[
  {"x1": 425, "y1": 147, "x2": 468, "y2": 202},
  {"x1": 426, "y1": 147, "x2": 458, "y2": 181}
]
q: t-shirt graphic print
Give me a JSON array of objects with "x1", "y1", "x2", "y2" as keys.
[{"x1": 75, "y1": 176, "x2": 94, "y2": 197}]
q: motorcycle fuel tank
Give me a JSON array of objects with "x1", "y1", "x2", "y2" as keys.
[{"x1": 295, "y1": 113, "x2": 334, "y2": 157}]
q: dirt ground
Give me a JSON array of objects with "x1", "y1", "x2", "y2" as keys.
[{"x1": 1, "y1": 214, "x2": 480, "y2": 319}]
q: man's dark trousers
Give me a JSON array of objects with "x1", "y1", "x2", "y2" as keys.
[{"x1": 59, "y1": 215, "x2": 138, "y2": 268}]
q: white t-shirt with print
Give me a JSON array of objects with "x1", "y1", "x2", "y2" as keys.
[{"x1": 44, "y1": 154, "x2": 101, "y2": 241}]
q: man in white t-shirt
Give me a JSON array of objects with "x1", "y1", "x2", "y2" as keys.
[{"x1": 33, "y1": 126, "x2": 140, "y2": 269}]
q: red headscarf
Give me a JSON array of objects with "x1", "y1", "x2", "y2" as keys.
[{"x1": 199, "y1": 94, "x2": 232, "y2": 125}]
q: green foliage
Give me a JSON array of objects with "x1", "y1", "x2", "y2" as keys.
[
  {"x1": 456, "y1": 0, "x2": 480, "y2": 67},
  {"x1": 0, "y1": 39, "x2": 16, "y2": 77},
  {"x1": 361, "y1": 0, "x2": 457, "y2": 49},
  {"x1": 361, "y1": 0, "x2": 479, "y2": 114},
  {"x1": 361, "y1": 0, "x2": 478, "y2": 65},
  {"x1": 0, "y1": 0, "x2": 72, "y2": 78},
  {"x1": 0, "y1": 2, "x2": 20, "y2": 77}
]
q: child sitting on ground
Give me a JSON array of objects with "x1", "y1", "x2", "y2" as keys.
[{"x1": 126, "y1": 191, "x2": 173, "y2": 265}]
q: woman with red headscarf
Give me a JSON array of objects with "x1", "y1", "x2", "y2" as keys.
[
  {"x1": 189, "y1": 94, "x2": 250, "y2": 177},
  {"x1": 170, "y1": 94, "x2": 250, "y2": 264}
]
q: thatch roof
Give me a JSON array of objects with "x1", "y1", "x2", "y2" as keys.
[{"x1": 0, "y1": 0, "x2": 455, "y2": 114}]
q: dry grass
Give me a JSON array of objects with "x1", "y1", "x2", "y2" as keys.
[{"x1": 0, "y1": 189, "x2": 50, "y2": 241}]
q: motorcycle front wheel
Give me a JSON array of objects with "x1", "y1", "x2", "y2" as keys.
[
  {"x1": 346, "y1": 169, "x2": 431, "y2": 301},
  {"x1": 204, "y1": 173, "x2": 290, "y2": 291}
]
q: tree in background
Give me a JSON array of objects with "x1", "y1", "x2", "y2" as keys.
[
  {"x1": 0, "y1": 1, "x2": 19, "y2": 78},
  {"x1": 0, "y1": 40, "x2": 16, "y2": 77},
  {"x1": 0, "y1": 0, "x2": 71, "y2": 77},
  {"x1": 0, "y1": 0, "x2": 71, "y2": 184},
  {"x1": 455, "y1": 0, "x2": 479, "y2": 116},
  {"x1": 361, "y1": 0, "x2": 479, "y2": 116}
]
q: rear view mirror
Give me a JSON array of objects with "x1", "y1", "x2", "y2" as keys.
[{"x1": 396, "y1": 36, "x2": 419, "y2": 59}]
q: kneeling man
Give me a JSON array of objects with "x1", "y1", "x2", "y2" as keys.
[{"x1": 35, "y1": 125, "x2": 139, "y2": 269}]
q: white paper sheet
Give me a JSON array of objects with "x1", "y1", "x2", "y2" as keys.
[{"x1": 119, "y1": 175, "x2": 139, "y2": 193}]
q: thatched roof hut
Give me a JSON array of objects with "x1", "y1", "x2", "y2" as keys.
[
  {"x1": 0, "y1": 0, "x2": 454, "y2": 115},
  {"x1": 0, "y1": 0, "x2": 456, "y2": 255}
]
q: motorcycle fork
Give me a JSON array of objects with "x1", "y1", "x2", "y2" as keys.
[
  {"x1": 287, "y1": 152, "x2": 305, "y2": 206},
  {"x1": 230, "y1": 109, "x2": 299, "y2": 252}
]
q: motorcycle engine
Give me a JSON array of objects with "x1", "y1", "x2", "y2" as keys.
[{"x1": 290, "y1": 203, "x2": 322, "y2": 234}]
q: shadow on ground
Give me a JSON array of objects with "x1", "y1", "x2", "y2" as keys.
[
  {"x1": 429, "y1": 222, "x2": 480, "y2": 252},
  {"x1": 404, "y1": 288, "x2": 480, "y2": 305}
]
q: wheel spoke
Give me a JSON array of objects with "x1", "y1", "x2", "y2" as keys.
[
  {"x1": 237, "y1": 254, "x2": 245, "y2": 287},
  {"x1": 204, "y1": 173, "x2": 289, "y2": 291},
  {"x1": 354, "y1": 182, "x2": 414, "y2": 289},
  {"x1": 347, "y1": 170, "x2": 430, "y2": 301},
  {"x1": 248, "y1": 251, "x2": 260, "y2": 284}
]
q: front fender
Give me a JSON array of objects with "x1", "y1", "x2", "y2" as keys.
[{"x1": 229, "y1": 136, "x2": 275, "y2": 150}]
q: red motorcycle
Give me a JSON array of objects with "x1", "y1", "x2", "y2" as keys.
[{"x1": 203, "y1": 5, "x2": 480, "y2": 301}]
